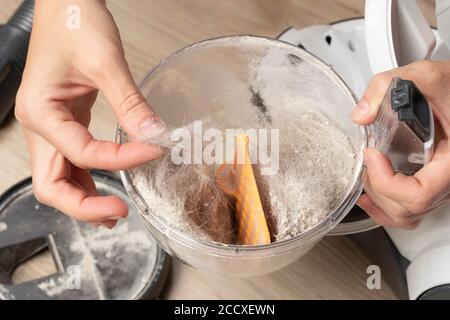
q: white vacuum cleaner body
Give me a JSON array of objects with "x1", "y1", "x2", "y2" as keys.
[{"x1": 279, "y1": 0, "x2": 450, "y2": 300}]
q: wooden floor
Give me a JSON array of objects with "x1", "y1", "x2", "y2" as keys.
[{"x1": 0, "y1": 0, "x2": 435, "y2": 300}]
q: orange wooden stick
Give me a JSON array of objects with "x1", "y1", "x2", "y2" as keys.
[{"x1": 216, "y1": 134, "x2": 271, "y2": 245}]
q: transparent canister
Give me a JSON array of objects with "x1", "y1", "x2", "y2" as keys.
[{"x1": 117, "y1": 36, "x2": 431, "y2": 277}]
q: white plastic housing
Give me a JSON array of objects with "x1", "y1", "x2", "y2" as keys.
[
  {"x1": 365, "y1": 0, "x2": 436, "y2": 73},
  {"x1": 386, "y1": 204, "x2": 450, "y2": 299},
  {"x1": 436, "y1": 0, "x2": 450, "y2": 51}
]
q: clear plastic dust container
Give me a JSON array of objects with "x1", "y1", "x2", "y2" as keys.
[{"x1": 117, "y1": 36, "x2": 367, "y2": 277}]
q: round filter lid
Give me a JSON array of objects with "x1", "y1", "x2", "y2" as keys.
[{"x1": 0, "y1": 170, "x2": 169, "y2": 300}]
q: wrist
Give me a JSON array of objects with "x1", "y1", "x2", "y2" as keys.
[{"x1": 32, "y1": 0, "x2": 110, "y2": 38}]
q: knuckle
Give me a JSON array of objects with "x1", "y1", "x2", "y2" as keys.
[
  {"x1": 33, "y1": 182, "x2": 52, "y2": 205},
  {"x1": 394, "y1": 208, "x2": 410, "y2": 219},
  {"x1": 15, "y1": 87, "x2": 50, "y2": 128},
  {"x1": 66, "y1": 144, "x2": 89, "y2": 169},
  {"x1": 407, "y1": 195, "x2": 433, "y2": 215},
  {"x1": 392, "y1": 216, "x2": 412, "y2": 229},
  {"x1": 411, "y1": 60, "x2": 443, "y2": 85},
  {"x1": 405, "y1": 221, "x2": 421, "y2": 230},
  {"x1": 14, "y1": 88, "x2": 34, "y2": 124},
  {"x1": 118, "y1": 92, "x2": 146, "y2": 118},
  {"x1": 72, "y1": 153, "x2": 89, "y2": 170},
  {"x1": 370, "y1": 178, "x2": 385, "y2": 194},
  {"x1": 371, "y1": 72, "x2": 392, "y2": 89},
  {"x1": 14, "y1": 104, "x2": 26, "y2": 124},
  {"x1": 387, "y1": 207, "x2": 408, "y2": 220},
  {"x1": 73, "y1": 141, "x2": 95, "y2": 170},
  {"x1": 400, "y1": 220, "x2": 420, "y2": 230}
]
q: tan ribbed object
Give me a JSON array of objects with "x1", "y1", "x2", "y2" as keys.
[{"x1": 216, "y1": 134, "x2": 271, "y2": 245}]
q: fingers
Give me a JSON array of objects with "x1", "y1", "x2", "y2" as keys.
[
  {"x1": 15, "y1": 54, "x2": 166, "y2": 171},
  {"x1": 71, "y1": 166, "x2": 97, "y2": 194},
  {"x1": 363, "y1": 149, "x2": 422, "y2": 203},
  {"x1": 26, "y1": 129, "x2": 129, "y2": 224},
  {"x1": 21, "y1": 101, "x2": 163, "y2": 170},
  {"x1": 360, "y1": 147, "x2": 450, "y2": 229},
  {"x1": 352, "y1": 61, "x2": 450, "y2": 228},
  {"x1": 363, "y1": 178, "x2": 425, "y2": 229},
  {"x1": 414, "y1": 154, "x2": 450, "y2": 207},
  {"x1": 94, "y1": 52, "x2": 165, "y2": 140},
  {"x1": 43, "y1": 177, "x2": 129, "y2": 222},
  {"x1": 365, "y1": 147, "x2": 450, "y2": 213},
  {"x1": 351, "y1": 73, "x2": 392, "y2": 125},
  {"x1": 70, "y1": 168, "x2": 123, "y2": 229},
  {"x1": 351, "y1": 60, "x2": 443, "y2": 126},
  {"x1": 357, "y1": 194, "x2": 421, "y2": 229},
  {"x1": 357, "y1": 194, "x2": 397, "y2": 227}
]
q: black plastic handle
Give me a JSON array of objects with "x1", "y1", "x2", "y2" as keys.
[{"x1": 391, "y1": 79, "x2": 431, "y2": 142}]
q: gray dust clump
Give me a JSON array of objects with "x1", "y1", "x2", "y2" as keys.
[{"x1": 263, "y1": 110, "x2": 356, "y2": 241}]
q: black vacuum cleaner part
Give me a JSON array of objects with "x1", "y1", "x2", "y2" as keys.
[
  {"x1": 0, "y1": 0, "x2": 34, "y2": 126},
  {"x1": 0, "y1": 170, "x2": 170, "y2": 300}
]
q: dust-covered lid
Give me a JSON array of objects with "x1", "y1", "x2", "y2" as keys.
[{"x1": 0, "y1": 170, "x2": 169, "y2": 300}]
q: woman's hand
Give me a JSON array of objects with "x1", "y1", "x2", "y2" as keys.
[
  {"x1": 15, "y1": 0, "x2": 163, "y2": 228},
  {"x1": 351, "y1": 60, "x2": 450, "y2": 229}
]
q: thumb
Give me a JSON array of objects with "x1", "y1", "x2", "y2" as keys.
[
  {"x1": 97, "y1": 54, "x2": 165, "y2": 139},
  {"x1": 351, "y1": 73, "x2": 393, "y2": 125}
]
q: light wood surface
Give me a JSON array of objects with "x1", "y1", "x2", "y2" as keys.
[{"x1": 0, "y1": 0, "x2": 435, "y2": 300}]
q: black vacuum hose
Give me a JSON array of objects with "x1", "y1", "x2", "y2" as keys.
[{"x1": 0, "y1": 0, "x2": 34, "y2": 126}]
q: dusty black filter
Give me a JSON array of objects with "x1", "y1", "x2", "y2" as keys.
[{"x1": 0, "y1": 171, "x2": 170, "y2": 300}]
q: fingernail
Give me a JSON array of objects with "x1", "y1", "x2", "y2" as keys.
[
  {"x1": 139, "y1": 118, "x2": 166, "y2": 140},
  {"x1": 351, "y1": 101, "x2": 370, "y2": 121}
]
